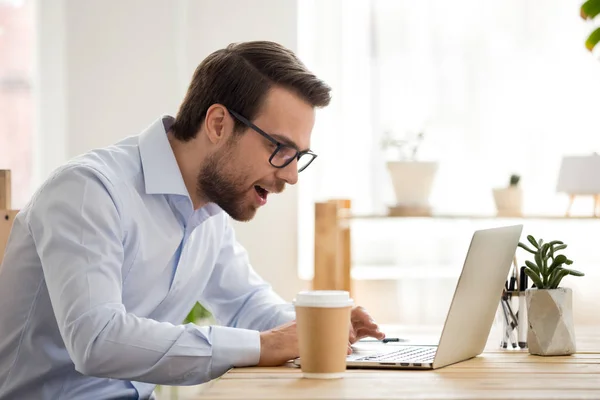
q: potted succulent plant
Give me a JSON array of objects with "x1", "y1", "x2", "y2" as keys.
[
  {"x1": 493, "y1": 174, "x2": 523, "y2": 216},
  {"x1": 517, "y1": 235, "x2": 585, "y2": 356},
  {"x1": 382, "y1": 130, "x2": 438, "y2": 215}
]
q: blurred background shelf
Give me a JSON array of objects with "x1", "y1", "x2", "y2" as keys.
[
  {"x1": 349, "y1": 213, "x2": 600, "y2": 220},
  {"x1": 313, "y1": 199, "x2": 600, "y2": 292}
]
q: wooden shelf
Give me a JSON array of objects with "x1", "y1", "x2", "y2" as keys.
[
  {"x1": 313, "y1": 199, "x2": 600, "y2": 293},
  {"x1": 347, "y1": 213, "x2": 600, "y2": 220}
]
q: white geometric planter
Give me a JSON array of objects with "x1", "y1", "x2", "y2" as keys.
[{"x1": 526, "y1": 288, "x2": 576, "y2": 356}]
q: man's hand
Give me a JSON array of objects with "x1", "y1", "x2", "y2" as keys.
[
  {"x1": 258, "y1": 321, "x2": 299, "y2": 367},
  {"x1": 258, "y1": 306, "x2": 385, "y2": 365},
  {"x1": 347, "y1": 306, "x2": 385, "y2": 354}
]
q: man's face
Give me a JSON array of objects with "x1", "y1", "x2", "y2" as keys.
[{"x1": 198, "y1": 87, "x2": 316, "y2": 221}]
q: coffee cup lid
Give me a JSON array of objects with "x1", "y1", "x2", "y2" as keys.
[{"x1": 292, "y1": 290, "x2": 354, "y2": 308}]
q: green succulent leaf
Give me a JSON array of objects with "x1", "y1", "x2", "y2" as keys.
[
  {"x1": 552, "y1": 244, "x2": 567, "y2": 252},
  {"x1": 525, "y1": 260, "x2": 540, "y2": 275},
  {"x1": 518, "y1": 242, "x2": 537, "y2": 254},
  {"x1": 581, "y1": 0, "x2": 600, "y2": 19},
  {"x1": 548, "y1": 254, "x2": 568, "y2": 274},
  {"x1": 541, "y1": 243, "x2": 550, "y2": 257},
  {"x1": 534, "y1": 251, "x2": 545, "y2": 276},
  {"x1": 524, "y1": 268, "x2": 544, "y2": 289},
  {"x1": 564, "y1": 268, "x2": 585, "y2": 277},
  {"x1": 527, "y1": 235, "x2": 539, "y2": 249},
  {"x1": 548, "y1": 269, "x2": 570, "y2": 289},
  {"x1": 586, "y1": 27, "x2": 600, "y2": 52}
]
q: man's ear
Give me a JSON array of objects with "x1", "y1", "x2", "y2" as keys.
[{"x1": 204, "y1": 104, "x2": 232, "y2": 145}]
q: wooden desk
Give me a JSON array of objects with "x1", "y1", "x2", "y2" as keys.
[{"x1": 197, "y1": 326, "x2": 600, "y2": 400}]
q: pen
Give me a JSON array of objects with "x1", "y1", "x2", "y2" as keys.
[
  {"x1": 500, "y1": 298, "x2": 509, "y2": 348},
  {"x1": 502, "y1": 297, "x2": 518, "y2": 348},
  {"x1": 508, "y1": 272, "x2": 519, "y2": 348},
  {"x1": 359, "y1": 337, "x2": 405, "y2": 343},
  {"x1": 518, "y1": 266, "x2": 528, "y2": 348}
]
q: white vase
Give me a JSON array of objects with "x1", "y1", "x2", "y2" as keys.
[
  {"x1": 386, "y1": 161, "x2": 438, "y2": 209},
  {"x1": 492, "y1": 187, "x2": 523, "y2": 216},
  {"x1": 526, "y1": 288, "x2": 576, "y2": 356}
]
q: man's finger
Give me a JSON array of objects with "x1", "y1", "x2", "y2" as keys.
[
  {"x1": 348, "y1": 330, "x2": 358, "y2": 344},
  {"x1": 356, "y1": 326, "x2": 386, "y2": 340}
]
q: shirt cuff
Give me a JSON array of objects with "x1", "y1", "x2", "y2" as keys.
[{"x1": 210, "y1": 325, "x2": 260, "y2": 377}]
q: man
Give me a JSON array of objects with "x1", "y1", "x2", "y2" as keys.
[{"x1": 0, "y1": 41, "x2": 384, "y2": 399}]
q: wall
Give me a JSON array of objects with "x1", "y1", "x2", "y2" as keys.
[
  {"x1": 184, "y1": 0, "x2": 307, "y2": 300},
  {"x1": 34, "y1": 0, "x2": 306, "y2": 302}
]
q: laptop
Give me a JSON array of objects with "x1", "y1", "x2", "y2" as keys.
[{"x1": 296, "y1": 224, "x2": 523, "y2": 370}]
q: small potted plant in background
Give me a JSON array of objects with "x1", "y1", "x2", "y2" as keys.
[
  {"x1": 382, "y1": 130, "x2": 438, "y2": 216},
  {"x1": 493, "y1": 173, "x2": 523, "y2": 216},
  {"x1": 518, "y1": 235, "x2": 585, "y2": 356}
]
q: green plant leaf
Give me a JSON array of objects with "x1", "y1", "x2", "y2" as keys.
[
  {"x1": 548, "y1": 241, "x2": 564, "y2": 261},
  {"x1": 566, "y1": 258, "x2": 574, "y2": 265},
  {"x1": 552, "y1": 244, "x2": 567, "y2": 252},
  {"x1": 518, "y1": 242, "x2": 537, "y2": 254},
  {"x1": 548, "y1": 269, "x2": 570, "y2": 289},
  {"x1": 542, "y1": 243, "x2": 551, "y2": 273},
  {"x1": 534, "y1": 250, "x2": 545, "y2": 277},
  {"x1": 527, "y1": 235, "x2": 539, "y2": 249},
  {"x1": 524, "y1": 267, "x2": 545, "y2": 289},
  {"x1": 563, "y1": 268, "x2": 585, "y2": 277},
  {"x1": 586, "y1": 27, "x2": 600, "y2": 52},
  {"x1": 581, "y1": 0, "x2": 600, "y2": 19},
  {"x1": 525, "y1": 260, "x2": 540, "y2": 275},
  {"x1": 548, "y1": 254, "x2": 567, "y2": 275},
  {"x1": 538, "y1": 238, "x2": 544, "y2": 248},
  {"x1": 541, "y1": 243, "x2": 550, "y2": 257}
]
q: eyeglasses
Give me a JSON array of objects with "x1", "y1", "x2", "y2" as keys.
[{"x1": 227, "y1": 108, "x2": 317, "y2": 172}]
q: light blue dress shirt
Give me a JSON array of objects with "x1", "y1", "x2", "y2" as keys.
[{"x1": 0, "y1": 116, "x2": 295, "y2": 400}]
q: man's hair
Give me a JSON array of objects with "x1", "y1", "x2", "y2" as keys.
[{"x1": 170, "y1": 41, "x2": 332, "y2": 141}]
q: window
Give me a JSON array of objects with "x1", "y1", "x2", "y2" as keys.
[
  {"x1": 298, "y1": 0, "x2": 600, "y2": 325},
  {"x1": 0, "y1": 0, "x2": 34, "y2": 209}
]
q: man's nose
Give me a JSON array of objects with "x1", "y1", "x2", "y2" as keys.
[{"x1": 275, "y1": 160, "x2": 299, "y2": 185}]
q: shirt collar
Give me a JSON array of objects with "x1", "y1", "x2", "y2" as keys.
[
  {"x1": 138, "y1": 115, "x2": 223, "y2": 220},
  {"x1": 138, "y1": 115, "x2": 189, "y2": 197}
]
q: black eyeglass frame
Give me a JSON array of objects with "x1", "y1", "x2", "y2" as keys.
[{"x1": 227, "y1": 108, "x2": 317, "y2": 172}]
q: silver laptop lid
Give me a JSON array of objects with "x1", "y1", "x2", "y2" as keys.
[{"x1": 432, "y1": 225, "x2": 523, "y2": 369}]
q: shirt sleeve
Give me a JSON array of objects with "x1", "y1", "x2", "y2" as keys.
[
  {"x1": 26, "y1": 165, "x2": 260, "y2": 385},
  {"x1": 197, "y1": 217, "x2": 296, "y2": 335}
]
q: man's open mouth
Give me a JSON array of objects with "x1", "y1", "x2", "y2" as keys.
[{"x1": 254, "y1": 185, "x2": 269, "y2": 200}]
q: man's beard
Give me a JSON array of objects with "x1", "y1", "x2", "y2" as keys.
[{"x1": 197, "y1": 147, "x2": 257, "y2": 222}]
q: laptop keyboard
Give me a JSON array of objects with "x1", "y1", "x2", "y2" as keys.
[{"x1": 355, "y1": 346, "x2": 436, "y2": 363}]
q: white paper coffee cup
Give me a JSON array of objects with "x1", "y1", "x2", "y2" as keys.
[{"x1": 293, "y1": 290, "x2": 354, "y2": 379}]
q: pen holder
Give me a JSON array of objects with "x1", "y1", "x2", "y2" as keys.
[{"x1": 498, "y1": 290, "x2": 528, "y2": 349}]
